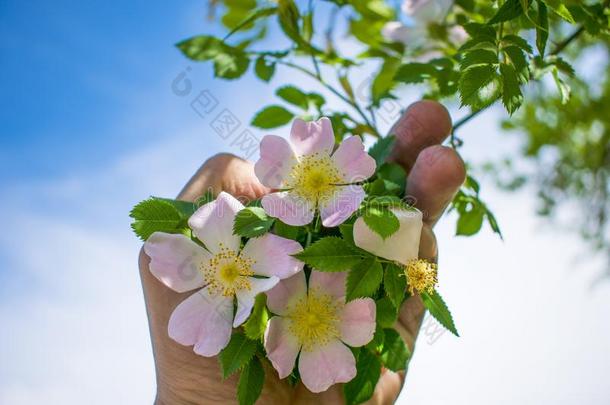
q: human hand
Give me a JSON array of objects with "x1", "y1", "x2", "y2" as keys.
[{"x1": 139, "y1": 100, "x2": 465, "y2": 404}]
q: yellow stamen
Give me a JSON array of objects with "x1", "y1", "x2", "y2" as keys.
[
  {"x1": 286, "y1": 288, "x2": 341, "y2": 351},
  {"x1": 286, "y1": 153, "x2": 343, "y2": 205},
  {"x1": 405, "y1": 259, "x2": 438, "y2": 295},
  {"x1": 201, "y1": 244, "x2": 255, "y2": 297}
]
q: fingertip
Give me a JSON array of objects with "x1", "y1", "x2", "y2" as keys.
[
  {"x1": 406, "y1": 145, "x2": 466, "y2": 226},
  {"x1": 389, "y1": 100, "x2": 453, "y2": 170}
]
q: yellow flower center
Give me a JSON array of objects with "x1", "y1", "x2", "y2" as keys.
[
  {"x1": 286, "y1": 289, "x2": 341, "y2": 351},
  {"x1": 286, "y1": 153, "x2": 343, "y2": 205},
  {"x1": 405, "y1": 259, "x2": 438, "y2": 295},
  {"x1": 201, "y1": 245, "x2": 255, "y2": 297}
]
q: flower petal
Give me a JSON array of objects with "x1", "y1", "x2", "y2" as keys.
[
  {"x1": 240, "y1": 233, "x2": 304, "y2": 279},
  {"x1": 403, "y1": 0, "x2": 452, "y2": 22},
  {"x1": 266, "y1": 271, "x2": 307, "y2": 316},
  {"x1": 168, "y1": 288, "x2": 234, "y2": 357},
  {"x1": 298, "y1": 339, "x2": 357, "y2": 393},
  {"x1": 309, "y1": 271, "x2": 346, "y2": 301},
  {"x1": 254, "y1": 135, "x2": 298, "y2": 189},
  {"x1": 353, "y1": 208, "x2": 423, "y2": 265},
  {"x1": 339, "y1": 298, "x2": 376, "y2": 347},
  {"x1": 143, "y1": 232, "x2": 209, "y2": 293},
  {"x1": 289, "y1": 117, "x2": 334, "y2": 156},
  {"x1": 234, "y1": 276, "x2": 280, "y2": 327},
  {"x1": 188, "y1": 191, "x2": 244, "y2": 253},
  {"x1": 319, "y1": 185, "x2": 365, "y2": 227},
  {"x1": 261, "y1": 191, "x2": 315, "y2": 226},
  {"x1": 381, "y1": 21, "x2": 413, "y2": 44},
  {"x1": 264, "y1": 316, "x2": 301, "y2": 379},
  {"x1": 332, "y1": 136, "x2": 376, "y2": 183}
]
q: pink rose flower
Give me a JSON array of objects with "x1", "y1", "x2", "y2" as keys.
[
  {"x1": 254, "y1": 117, "x2": 376, "y2": 227},
  {"x1": 143, "y1": 191, "x2": 304, "y2": 357},
  {"x1": 264, "y1": 271, "x2": 376, "y2": 393}
]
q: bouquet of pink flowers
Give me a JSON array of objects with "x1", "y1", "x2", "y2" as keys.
[{"x1": 130, "y1": 117, "x2": 457, "y2": 405}]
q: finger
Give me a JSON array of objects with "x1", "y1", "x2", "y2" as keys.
[
  {"x1": 177, "y1": 153, "x2": 268, "y2": 202},
  {"x1": 388, "y1": 100, "x2": 452, "y2": 171},
  {"x1": 406, "y1": 145, "x2": 466, "y2": 227}
]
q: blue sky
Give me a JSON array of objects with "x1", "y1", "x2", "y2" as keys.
[{"x1": 1, "y1": 1, "x2": 609, "y2": 404}]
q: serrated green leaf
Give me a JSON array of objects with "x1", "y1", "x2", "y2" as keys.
[
  {"x1": 251, "y1": 105, "x2": 294, "y2": 129},
  {"x1": 372, "y1": 58, "x2": 400, "y2": 103},
  {"x1": 500, "y1": 63, "x2": 523, "y2": 114},
  {"x1": 343, "y1": 349, "x2": 381, "y2": 405},
  {"x1": 488, "y1": 0, "x2": 526, "y2": 25},
  {"x1": 276, "y1": 85, "x2": 309, "y2": 110},
  {"x1": 224, "y1": 6, "x2": 278, "y2": 40},
  {"x1": 502, "y1": 46, "x2": 528, "y2": 80},
  {"x1": 219, "y1": 333, "x2": 259, "y2": 378},
  {"x1": 273, "y1": 220, "x2": 301, "y2": 240},
  {"x1": 460, "y1": 49, "x2": 498, "y2": 70},
  {"x1": 294, "y1": 237, "x2": 368, "y2": 272},
  {"x1": 213, "y1": 51, "x2": 250, "y2": 79},
  {"x1": 394, "y1": 63, "x2": 438, "y2": 84},
  {"x1": 339, "y1": 223, "x2": 355, "y2": 245},
  {"x1": 376, "y1": 296, "x2": 398, "y2": 328},
  {"x1": 254, "y1": 56, "x2": 275, "y2": 82},
  {"x1": 346, "y1": 258, "x2": 383, "y2": 301},
  {"x1": 456, "y1": 203, "x2": 485, "y2": 236},
  {"x1": 238, "y1": 356, "x2": 265, "y2": 405},
  {"x1": 243, "y1": 294, "x2": 269, "y2": 340},
  {"x1": 384, "y1": 262, "x2": 406, "y2": 308},
  {"x1": 362, "y1": 206, "x2": 399, "y2": 239},
  {"x1": 536, "y1": 0, "x2": 549, "y2": 56},
  {"x1": 368, "y1": 135, "x2": 395, "y2": 168},
  {"x1": 129, "y1": 197, "x2": 192, "y2": 241},
  {"x1": 420, "y1": 291, "x2": 459, "y2": 336},
  {"x1": 380, "y1": 328, "x2": 411, "y2": 371},
  {"x1": 458, "y1": 65, "x2": 498, "y2": 107},
  {"x1": 502, "y1": 35, "x2": 533, "y2": 53},
  {"x1": 542, "y1": 0, "x2": 575, "y2": 23},
  {"x1": 233, "y1": 207, "x2": 274, "y2": 237},
  {"x1": 365, "y1": 325, "x2": 385, "y2": 352}
]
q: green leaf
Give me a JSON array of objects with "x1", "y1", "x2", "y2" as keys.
[
  {"x1": 213, "y1": 51, "x2": 250, "y2": 79},
  {"x1": 219, "y1": 333, "x2": 259, "y2": 378},
  {"x1": 502, "y1": 35, "x2": 533, "y2": 53},
  {"x1": 273, "y1": 220, "x2": 301, "y2": 240},
  {"x1": 502, "y1": 46, "x2": 528, "y2": 79},
  {"x1": 238, "y1": 356, "x2": 265, "y2": 405},
  {"x1": 233, "y1": 207, "x2": 275, "y2": 237},
  {"x1": 365, "y1": 325, "x2": 385, "y2": 352},
  {"x1": 500, "y1": 63, "x2": 523, "y2": 114},
  {"x1": 552, "y1": 69, "x2": 571, "y2": 104},
  {"x1": 420, "y1": 291, "x2": 459, "y2": 336},
  {"x1": 458, "y1": 65, "x2": 498, "y2": 107},
  {"x1": 394, "y1": 63, "x2": 437, "y2": 84},
  {"x1": 488, "y1": 0, "x2": 526, "y2": 25},
  {"x1": 372, "y1": 58, "x2": 400, "y2": 103},
  {"x1": 278, "y1": 0, "x2": 304, "y2": 45},
  {"x1": 368, "y1": 135, "x2": 395, "y2": 168},
  {"x1": 254, "y1": 56, "x2": 276, "y2": 82},
  {"x1": 176, "y1": 35, "x2": 224, "y2": 61},
  {"x1": 294, "y1": 237, "x2": 369, "y2": 272},
  {"x1": 339, "y1": 223, "x2": 355, "y2": 245},
  {"x1": 536, "y1": 0, "x2": 549, "y2": 56},
  {"x1": 380, "y1": 328, "x2": 411, "y2": 371},
  {"x1": 460, "y1": 49, "x2": 498, "y2": 70},
  {"x1": 456, "y1": 203, "x2": 485, "y2": 236},
  {"x1": 376, "y1": 297, "x2": 398, "y2": 328},
  {"x1": 384, "y1": 262, "x2": 406, "y2": 308},
  {"x1": 343, "y1": 349, "x2": 381, "y2": 405},
  {"x1": 129, "y1": 197, "x2": 193, "y2": 241},
  {"x1": 251, "y1": 105, "x2": 294, "y2": 129},
  {"x1": 346, "y1": 258, "x2": 383, "y2": 301},
  {"x1": 542, "y1": 0, "x2": 575, "y2": 23},
  {"x1": 224, "y1": 6, "x2": 278, "y2": 40},
  {"x1": 243, "y1": 294, "x2": 269, "y2": 340},
  {"x1": 276, "y1": 85, "x2": 309, "y2": 110},
  {"x1": 362, "y1": 206, "x2": 399, "y2": 239}
]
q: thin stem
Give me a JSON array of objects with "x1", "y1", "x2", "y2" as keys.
[{"x1": 275, "y1": 60, "x2": 380, "y2": 136}]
